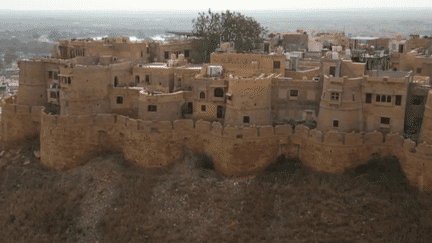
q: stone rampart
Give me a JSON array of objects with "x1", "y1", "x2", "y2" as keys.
[
  {"x1": 37, "y1": 111, "x2": 432, "y2": 191},
  {"x1": 1, "y1": 103, "x2": 44, "y2": 146}
]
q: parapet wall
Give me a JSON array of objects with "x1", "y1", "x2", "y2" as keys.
[
  {"x1": 1, "y1": 103, "x2": 44, "y2": 146},
  {"x1": 37, "y1": 113, "x2": 432, "y2": 191}
]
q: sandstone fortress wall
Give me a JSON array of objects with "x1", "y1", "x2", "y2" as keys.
[{"x1": 3, "y1": 35, "x2": 432, "y2": 192}]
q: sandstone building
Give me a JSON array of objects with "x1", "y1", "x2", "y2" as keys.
[{"x1": 2, "y1": 35, "x2": 432, "y2": 192}]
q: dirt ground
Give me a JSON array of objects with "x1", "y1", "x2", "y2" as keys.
[{"x1": 0, "y1": 139, "x2": 431, "y2": 243}]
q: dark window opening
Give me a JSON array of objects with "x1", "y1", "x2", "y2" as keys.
[
  {"x1": 164, "y1": 51, "x2": 169, "y2": 59},
  {"x1": 331, "y1": 92, "x2": 339, "y2": 101},
  {"x1": 214, "y1": 88, "x2": 224, "y2": 97},
  {"x1": 243, "y1": 116, "x2": 250, "y2": 123},
  {"x1": 50, "y1": 91, "x2": 57, "y2": 98},
  {"x1": 236, "y1": 134, "x2": 243, "y2": 139},
  {"x1": 333, "y1": 120, "x2": 339, "y2": 127},
  {"x1": 387, "y1": 95, "x2": 391, "y2": 103},
  {"x1": 141, "y1": 51, "x2": 144, "y2": 57},
  {"x1": 184, "y1": 50, "x2": 190, "y2": 58},
  {"x1": 217, "y1": 106, "x2": 223, "y2": 118},
  {"x1": 116, "y1": 96, "x2": 123, "y2": 104},
  {"x1": 53, "y1": 72, "x2": 58, "y2": 80},
  {"x1": 366, "y1": 93, "x2": 372, "y2": 103},
  {"x1": 135, "y1": 75, "x2": 140, "y2": 84},
  {"x1": 145, "y1": 75, "x2": 150, "y2": 84},
  {"x1": 381, "y1": 95, "x2": 386, "y2": 102},
  {"x1": 201, "y1": 105, "x2": 206, "y2": 111},
  {"x1": 290, "y1": 90, "x2": 298, "y2": 97},
  {"x1": 227, "y1": 96, "x2": 232, "y2": 101},
  {"x1": 329, "y1": 66, "x2": 336, "y2": 76},
  {"x1": 395, "y1": 95, "x2": 402, "y2": 106},
  {"x1": 273, "y1": 61, "x2": 281, "y2": 69},
  {"x1": 67, "y1": 77, "x2": 71, "y2": 84},
  {"x1": 200, "y1": 92, "x2": 206, "y2": 99},
  {"x1": 376, "y1": 95, "x2": 381, "y2": 102},
  {"x1": 264, "y1": 43, "x2": 270, "y2": 53},
  {"x1": 148, "y1": 105, "x2": 157, "y2": 112},
  {"x1": 48, "y1": 71, "x2": 53, "y2": 79},
  {"x1": 146, "y1": 47, "x2": 150, "y2": 54},
  {"x1": 399, "y1": 44, "x2": 404, "y2": 53},
  {"x1": 381, "y1": 117, "x2": 390, "y2": 125},
  {"x1": 417, "y1": 68, "x2": 422, "y2": 74},
  {"x1": 114, "y1": 76, "x2": 118, "y2": 87}
]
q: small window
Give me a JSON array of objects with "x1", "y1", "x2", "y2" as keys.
[
  {"x1": 381, "y1": 95, "x2": 386, "y2": 102},
  {"x1": 53, "y1": 72, "x2": 58, "y2": 80},
  {"x1": 135, "y1": 75, "x2": 140, "y2": 83},
  {"x1": 67, "y1": 77, "x2": 71, "y2": 84},
  {"x1": 164, "y1": 51, "x2": 169, "y2": 59},
  {"x1": 236, "y1": 134, "x2": 243, "y2": 139},
  {"x1": 243, "y1": 116, "x2": 250, "y2": 123},
  {"x1": 376, "y1": 95, "x2": 381, "y2": 102},
  {"x1": 331, "y1": 92, "x2": 339, "y2": 101},
  {"x1": 145, "y1": 75, "x2": 150, "y2": 84},
  {"x1": 290, "y1": 90, "x2": 298, "y2": 97},
  {"x1": 201, "y1": 105, "x2": 206, "y2": 111},
  {"x1": 273, "y1": 61, "x2": 281, "y2": 69},
  {"x1": 48, "y1": 71, "x2": 53, "y2": 79},
  {"x1": 214, "y1": 88, "x2": 224, "y2": 97},
  {"x1": 146, "y1": 46, "x2": 150, "y2": 54},
  {"x1": 141, "y1": 51, "x2": 144, "y2": 57},
  {"x1": 184, "y1": 50, "x2": 190, "y2": 58},
  {"x1": 50, "y1": 91, "x2": 57, "y2": 98},
  {"x1": 333, "y1": 120, "x2": 339, "y2": 127},
  {"x1": 381, "y1": 117, "x2": 390, "y2": 125},
  {"x1": 227, "y1": 96, "x2": 232, "y2": 101},
  {"x1": 417, "y1": 68, "x2": 422, "y2": 74},
  {"x1": 148, "y1": 105, "x2": 157, "y2": 112},
  {"x1": 329, "y1": 66, "x2": 336, "y2": 76},
  {"x1": 187, "y1": 102, "x2": 193, "y2": 114},
  {"x1": 366, "y1": 93, "x2": 372, "y2": 103},
  {"x1": 114, "y1": 76, "x2": 118, "y2": 87},
  {"x1": 200, "y1": 92, "x2": 206, "y2": 99},
  {"x1": 387, "y1": 95, "x2": 391, "y2": 103},
  {"x1": 395, "y1": 95, "x2": 402, "y2": 106},
  {"x1": 116, "y1": 96, "x2": 123, "y2": 104}
]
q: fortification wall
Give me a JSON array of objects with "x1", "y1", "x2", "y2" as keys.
[
  {"x1": 37, "y1": 112, "x2": 432, "y2": 191},
  {"x1": 1, "y1": 103, "x2": 44, "y2": 145}
]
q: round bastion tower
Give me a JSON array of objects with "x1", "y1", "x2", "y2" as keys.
[
  {"x1": 16, "y1": 60, "x2": 49, "y2": 106},
  {"x1": 317, "y1": 75, "x2": 364, "y2": 133},
  {"x1": 224, "y1": 75, "x2": 272, "y2": 127},
  {"x1": 419, "y1": 89, "x2": 432, "y2": 144}
]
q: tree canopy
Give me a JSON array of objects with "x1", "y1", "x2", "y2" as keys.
[{"x1": 192, "y1": 9, "x2": 268, "y2": 63}]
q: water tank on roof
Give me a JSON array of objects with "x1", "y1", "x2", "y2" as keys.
[{"x1": 207, "y1": 65, "x2": 223, "y2": 77}]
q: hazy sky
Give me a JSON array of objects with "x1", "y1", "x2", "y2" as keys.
[{"x1": 1, "y1": 0, "x2": 431, "y2": 12}]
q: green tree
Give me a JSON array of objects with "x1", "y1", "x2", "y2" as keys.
[{"x1": 192, "y1": 9, "x2": 267, "y2": 63}]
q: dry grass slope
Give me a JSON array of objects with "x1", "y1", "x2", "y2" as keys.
[{"x1": 0, "y1": 140, "x2": 431, "y2": 242}]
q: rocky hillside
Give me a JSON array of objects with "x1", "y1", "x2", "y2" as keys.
[{"x1": 0, "y1": 139, "x2": 431, "y2": 242}]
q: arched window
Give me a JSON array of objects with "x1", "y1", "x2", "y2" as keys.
[
  {"x1": 114, "y1": 76, "x2": 118, "y2": 87},
  {"x1": 135, "y1": 75, "x2": 140, "y2": 83},
  {"x1": 200, "y1": 92, "x2": 206, "y2": 99},
  {"x1": 376, "y1": 95, "x2": 381, "y2": 102},
  {"x1": 387, "y1": 95, "x2": 391, "y2": 103},
  {"x1": 214, "y1": 88, "x2": 224, "y2": 97},
  {"x1": 381, "y1": 95, "x2": 386, "y2": 102}
]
